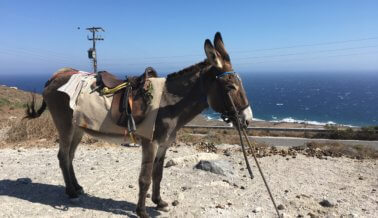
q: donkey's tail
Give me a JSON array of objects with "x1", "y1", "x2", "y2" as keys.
[{"x1": 24, "y1": 93, "x2": 47, "y2": 119}]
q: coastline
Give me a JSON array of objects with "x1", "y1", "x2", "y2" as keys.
[{"x1": 188, "y1": 115, "x2": 332, "y2": 129}]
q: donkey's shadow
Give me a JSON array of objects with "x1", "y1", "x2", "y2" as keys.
[{"x1": 0, "y1": 178, "x2": 161, "y2": 217}]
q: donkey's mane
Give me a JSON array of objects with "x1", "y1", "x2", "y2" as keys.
[{"x1": 166, "y1": 60, "x2": 209, "y2": 81}]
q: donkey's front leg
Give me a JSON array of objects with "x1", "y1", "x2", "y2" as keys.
[
  {"x1": 136, "y1": 140, "x2": 157, "y2": 218},
  {"x1": 152, "y1": 146, "x2": 169, "y2": 210}
]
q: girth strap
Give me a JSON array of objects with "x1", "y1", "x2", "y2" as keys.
[{"x1": 117, "y1": 86, "x2": 136, "y2": 138}]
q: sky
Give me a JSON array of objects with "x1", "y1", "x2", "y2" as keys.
[{"x1": 0, "y1": 0, "x2": 378, "y2": 75}]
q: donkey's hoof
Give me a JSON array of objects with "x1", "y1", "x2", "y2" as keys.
[
  {"x1": 76, "y1": 187, "x2": 85, "y2": 195},
  {"x1": 156, "y1": 205, "x2": 170, "y2": 212},
  {"x1": 66, "y1": 190, "x2": 79, "y2": 199},
  {"x1": 69, "y1": 196, "x2": 81, "y2": 203},
  {"x1": 152, "y1": 197, "x2": 168, "y2": 208},
  {"x1": 136, "y1": 209, "x2": 150, "y2": 218}
]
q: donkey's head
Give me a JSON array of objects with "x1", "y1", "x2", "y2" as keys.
[{"x1": 203, "y1": 32, "x2": 252, "y2": 127}]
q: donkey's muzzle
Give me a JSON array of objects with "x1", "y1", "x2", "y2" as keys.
[{"x1": 240, "y1": 106, "x2": 253, "y2": 126}]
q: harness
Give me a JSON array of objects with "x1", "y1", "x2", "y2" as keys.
[{"x1": 214, "y1": 71, "x2": 250, "y2": 125}]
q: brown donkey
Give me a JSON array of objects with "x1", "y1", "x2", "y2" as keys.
[{"x1": 26, "y1": 32, "x2": 253, "y2": 217}]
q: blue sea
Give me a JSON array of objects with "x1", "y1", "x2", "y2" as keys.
[{"x1": 1, "y1": 72, "x2": 377, "y2": 127}]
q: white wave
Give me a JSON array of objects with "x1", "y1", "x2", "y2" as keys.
[
  {"x1": 270, "y1": 117, "x2": 357, "y2": 127},
  {"x1": 271, "y1": 117, "x2": 337, "y2": 126},
  {"x1": 205, "y1": 114, "x2": 266, "y2": 122},
  {"x1": 204, "y1": 114, "x2": 356, "y2": 127},
  {"x1": 252, "y1": 118, "x2": 265, "y2": 121}
]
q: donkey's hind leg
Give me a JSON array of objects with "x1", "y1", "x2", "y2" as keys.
[
  {"x1": 68, "y1": 127, "x2": 84, "y2": 195},
  {"x1": 152, "y1": 146, "x2": 169, "y2": 209},
  {"x1": 57, "y1": 127, "x2": 78, "y2": 198}
]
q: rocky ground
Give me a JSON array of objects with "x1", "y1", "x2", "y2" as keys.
[{"x1": 0, "y1": 141, "x2": 377, "y2": 218}]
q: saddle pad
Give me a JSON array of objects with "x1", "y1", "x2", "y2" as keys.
[
  {"x1": 57, "y1": 71, "x2": 93, "y2": 110},
  {"x1": 59, "y1": 74, "x2": 166, "y2": 140}
]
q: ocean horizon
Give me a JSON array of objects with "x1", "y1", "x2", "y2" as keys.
[{"x1": 1, "y1": 72, "x2": 377, "y2": 127}]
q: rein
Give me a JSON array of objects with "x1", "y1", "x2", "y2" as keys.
[
  {"x1": 225, "y1": 92, "x2": 282, "y2": 218},
  {"x1": 202, "y1": 69, "x2": 281, "y2": 217}
]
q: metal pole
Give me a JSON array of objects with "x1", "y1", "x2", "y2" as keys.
[
  {"x1": 93, "y1": 29, "x2": 97, "y2": 73},
  {"x1": 86, "y1": 27, "x2": 104, "y2": 73}
]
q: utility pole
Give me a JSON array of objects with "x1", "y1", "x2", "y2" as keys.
[{"x1": 86, "y1": 27, "x2": 104, "y2": 73}]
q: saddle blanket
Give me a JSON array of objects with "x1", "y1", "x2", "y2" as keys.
[{"x1": 58, "y1": 72, "x2": 166, "y2": 140}]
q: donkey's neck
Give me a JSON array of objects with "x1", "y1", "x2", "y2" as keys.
[{"x1": 162, "y1": 61, "x2": 212, "y2": 130}]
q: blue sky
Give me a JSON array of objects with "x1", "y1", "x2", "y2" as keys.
[{"x1": 0, "y1": 0, "x2": 378, "y2": 75}]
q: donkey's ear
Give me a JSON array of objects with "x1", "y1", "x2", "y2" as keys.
[
  {"x1": 214, "y1": 32, "x2": 233, "y2": 71},
  {"x1": 204, "y1": 39, "x2": 223, "y2": 69},
  {"x1": 214, "y1": 32, "x2": 231, "y2": 61}
]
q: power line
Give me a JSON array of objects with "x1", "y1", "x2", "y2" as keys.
[
  {"x1": 235, "y1": 50, "x2": 378, "y2": 66},
  {"x1": 100, "y1": 45, "x2": 378, "y2": 66},
  {"x1": 235, "y1": 45, "x2": 378, "y2": 60},
  {"x1": 102, "y1": 36, "x2": 378, "y2": 61},
  {"x1": 232, "y1": 36, "x2": 378, "y2": 54}
]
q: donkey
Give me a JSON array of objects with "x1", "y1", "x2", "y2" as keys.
[{"x1": 26, "y1": 32, "x2": 252, "y2": 217}]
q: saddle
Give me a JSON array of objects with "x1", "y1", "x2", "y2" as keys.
[{"x1": 95, "y1": 67, "x2": 158, "y2": 135}]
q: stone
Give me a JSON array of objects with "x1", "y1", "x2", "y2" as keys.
[
  {"x1": 319, "y1": 199, "x2": 334, "y2": 207},
  {"x1": 224, "y1": 150, "x2": 232, "y2": 156},
  {"x1": 165, "y1": 159, "x2": 178, "y2": 167},
  {"x1": 146, "y1": 193, "x2": 151, "y2": 198},
  {"x1": 252, "y1": 207, "x2": 262, "y2": 213},
  {"x1": 194, "y1": 160, "x2": 225, "y2": 176},
  {"x1": 277, "y1": 204, "x2": 285, "y2": 210},
  {"x1": 128, "y1": 185, "x2": 134, "y2": 188},
  {"x1": 172, "y1": 200, "x2": 179, "y2": 206},
  {"x1": 308, "y1": 212, "x2": 319, "y2": 218},
  {"x1": 166, "y1": 153, "x2": 219, "y2": 168}
]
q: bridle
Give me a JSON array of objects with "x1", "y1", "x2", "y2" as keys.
[{"x1": 215, "y1": 71, "x2": 250, "y2": 126}]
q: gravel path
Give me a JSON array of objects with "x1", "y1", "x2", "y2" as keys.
[{"x1": 0, "y1": 144, "x2": 377, "y2": 217}]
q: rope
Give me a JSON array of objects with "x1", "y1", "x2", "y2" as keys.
[{"x1": 227, "y1": 93, "x2": 282, "y2": 218}]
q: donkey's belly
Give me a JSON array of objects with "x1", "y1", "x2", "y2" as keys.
[{"x1": 81, "y1": 127, "x2": 140, "y2": 145}]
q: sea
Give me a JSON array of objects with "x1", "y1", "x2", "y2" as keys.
[{"x1": 1, "y1": 72, "x2": 377, "y2": 127}]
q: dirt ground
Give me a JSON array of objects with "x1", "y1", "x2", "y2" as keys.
[{"x1": 0, "y1": 142, "x2": 377, "y2": 218}]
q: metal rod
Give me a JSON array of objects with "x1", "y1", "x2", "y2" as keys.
[
  {"x1": 227, "y1": 92, "x2": 281, "y2": 218},
  {"x1": 241, "y1": 128, "x2": 281, "y2": 218}
]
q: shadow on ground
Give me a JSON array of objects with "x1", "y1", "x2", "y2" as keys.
[{"x1": 0, "y1": 178, "x2": 161, "y2": 217}]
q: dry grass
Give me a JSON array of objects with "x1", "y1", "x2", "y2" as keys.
[
  {"x1": 6, "y1": 113, "x2": 58, "y2": 143},
  {"x1": 302, "y1": 141, "x2": 378, "y2": 159}
]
